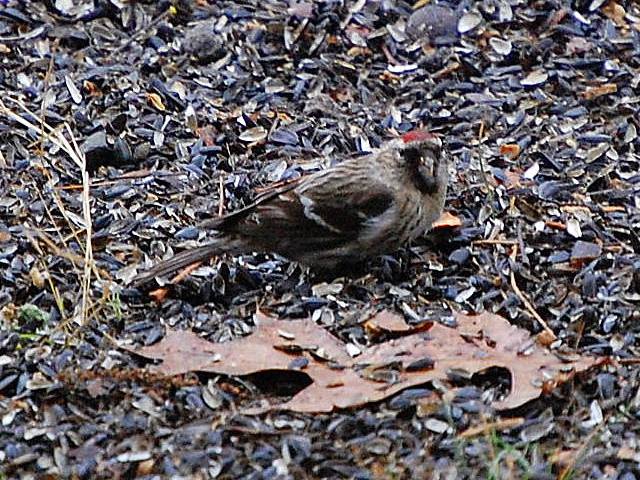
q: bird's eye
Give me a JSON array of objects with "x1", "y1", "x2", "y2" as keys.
[{"x1": 402, "y1": 146, "x2": 421, "y2": 164}]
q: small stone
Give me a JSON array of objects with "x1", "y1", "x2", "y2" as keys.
[
  {"x1": 366, "y1": 438, "x2": 392, "y2": 455},
  {"x1": 183, "y1": 21, "x2": 225, "y2": 63},
  {"x1": 448, "y1": 248, "x2": 470, "y2": 265},
  {"x1": 589, "y1": 0, "x2": 607, "y2": 11},
  {"x1": 406, "y1": 5, "x2": 459, "y2": 42},
  {"x1": 586, "y1": 144, "x2": 609, "y2": 163},
  {"x1": 83, "y1": 130, "x2": 133, "y2": 171},
  {"x1": 455, "y1": 286, "x2": 476, "y2": 303},
  {"x1": 388, "y1": 63, "x2": 418, "y2": 74},
  {"x1": 519, "y1": 421, "x2": 554, "y2": 442},
  {"x1": 176, "y1": 227, "x2": 199, "y2": 240},
  {"x1": 523, "y1": 162, "x2": 540, "y2": 179},
  {"x1": 116, "y1": 451, "x2": 152, "y2": 463}
]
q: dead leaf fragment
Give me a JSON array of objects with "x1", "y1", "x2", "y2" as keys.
[
  {"x1": 536, "y1": 329, "x2": 557, "y2": 347},
  {"x1": 146, "y1": 93, "x2": 166, "y2": 111},
  {"x1": 29, "y1": 266, "x2": 45, "y2": 289},
  {"x1": 499, "y1": 143, "x2": 521, "y2": 159},
  {"x1": 602, "y1": 1, "x2": 626, "y2": 27},
  {"x1": 617, "y1": 444, "x2": 640, "y2": 462},
  {"x1": 582, "y1": 83, "x2": 617, "y2": 100},
  {"x1": 502, "y1": 168, "x2": 523, "y2": 189},
  {"x1": 432, "y1": 211, "x2": 462, "y2": 229},
  {"x1": 566, "y1": 37, "x2": 592, "y2": 55},
  {"x1": 127, "y1": 311, "x2": 601, "y2": 413},
  {"x1": 136, "y1": 459, "x2": 155, "y2": 477},
  {"x1": 550, "y1": 448, "x2": 579, "y2": 468},
  {"x1": 83, "y1": 80, "x2": 102, "y2": 97},
  {"x1": 148, "y1": 288, "x2": 169, "y2": 304},
  {"x1": 198, "y1": 125, "x2": 217, "y2": 146}
]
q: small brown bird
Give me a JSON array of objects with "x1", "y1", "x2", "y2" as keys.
[{"x1": 133, "y1": 130, "x2": 449, "y2": 287}]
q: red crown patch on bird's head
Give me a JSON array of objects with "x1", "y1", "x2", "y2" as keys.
[{"x1": 401, "y1": 130, "x2": 438, "y2": 144}]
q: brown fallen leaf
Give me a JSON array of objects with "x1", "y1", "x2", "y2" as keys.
[{"x1": 126, "y1": 311, "x2": 602, "y2": 413}]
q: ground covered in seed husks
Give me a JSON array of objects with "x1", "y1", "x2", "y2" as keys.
[{"x1": 1, "y1": 0, "x2": 639, "y2": 478}]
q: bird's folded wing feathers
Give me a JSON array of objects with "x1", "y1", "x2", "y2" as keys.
[
  {"x1": 295, "y1": 183, "x2": 395, "y2": 239},
  {"x1": 200, "y1": 168, "x2": 396, "y2": 241}
]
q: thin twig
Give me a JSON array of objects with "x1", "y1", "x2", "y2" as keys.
[
  {"x1": 31, "y1": 179, "x2": 85, "y2": 263},
  {"x1": 66, "y1": 123, "x2": 95, "y2": 325},
  {"x1": 509, "y1": 245, "x2": 556, "y2": 340},
  {"x1": 617, "y1": 358, "x2": 640, "y2": 365},
  {"x1": 24, "y1": 228, "x2": 85, "y2": 271},
  {"x1": 218, "y1": 174, "x2": 225, "y2": 217},
  {"x1": 472, "y1": 239, "x2": 518, "y2": 246},
  {"x1": 459, "y1": 417, "x2": 525, "y2": 438}
]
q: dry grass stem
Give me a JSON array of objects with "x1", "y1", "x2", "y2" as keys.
[{"x1": 0, "y1": 96, "x2": 97, "y2": 325}]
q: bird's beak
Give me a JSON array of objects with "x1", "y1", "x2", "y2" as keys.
[
  {"x1": 416, "y1": 165, "x2": 438, "y2": 194},
  {"x1": 429, "y1": 136, "x2": 442, "y2": 149}
]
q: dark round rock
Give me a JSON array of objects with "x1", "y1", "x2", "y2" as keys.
[
  {"x1": 406, "y1": 5, "x2": 459, "y2": 43},
  {"x1": 183, "y1": 21, "x2": 226, "y2": 63}
]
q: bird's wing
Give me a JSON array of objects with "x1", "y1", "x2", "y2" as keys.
[
  {"x1": 201, "y1": 162, "x2": 397, "y2": 249},
  {"x1": 292, "y1": 169, "x2": 396, "y2": 239},
  {"x1": 242, "y1": 166, "x2": 397, "y2": 247}
]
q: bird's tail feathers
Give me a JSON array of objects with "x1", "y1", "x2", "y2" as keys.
[{"x1": 131, "y1": 238, "x2": 234, "y2": 288}]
